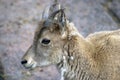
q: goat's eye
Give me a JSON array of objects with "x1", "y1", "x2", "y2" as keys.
[{"x1": 41, "y1": 38, "x2": 50, "y2": 44}]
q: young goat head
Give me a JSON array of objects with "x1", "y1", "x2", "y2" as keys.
[{"x1": 21, "y1": 4, "x2": 70, "y2": 69}]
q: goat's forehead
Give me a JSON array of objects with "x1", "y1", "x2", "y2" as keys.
[
  {"x1": 34, "y1": 21, "x2": 62, "y2": 42},
  {"x1": 35, "y1": 28, "x2": 57, "y2": 40}
]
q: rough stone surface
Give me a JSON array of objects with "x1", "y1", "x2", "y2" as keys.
[
  {"x1": 62, "y1": 0, "x2": 119, "y2": 36},
  {"x1": 109, "y1": 0, "x2": 120, "y2": 18},
  {"x1": 0, "y1": 0, "x2": 119, "y2": 80},
  {"x1": 107, "y1": 0, "x2": 120, "y2": 25}
]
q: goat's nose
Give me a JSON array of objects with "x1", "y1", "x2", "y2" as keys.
[{"x1": 21, "y1": 60, "x2": 27, "y2": 65}]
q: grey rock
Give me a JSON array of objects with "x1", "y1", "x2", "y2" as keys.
[
  {"x1": 61, "y1": 0, "x2": 119, "y2": 36},
  {"x1": 107, "y1": 0, "x2": 120, "y2": 25}
]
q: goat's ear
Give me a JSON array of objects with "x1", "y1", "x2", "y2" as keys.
[
  {"x1": 53, "y1": 9, "x2": 67, "y2": 38},
  {"x1": 42, "y1": 6, "x2": 50, "y2": 20},
  {"x1": 42, "y1": 0, "x2": 67, "y2": 38},
  {"x1": 42, "y1": 0, "x2": 60, "y2": 20},
  {"x1": 57, "y1": 9, "x2": 67, "y2": 37},
  {"x1": 48, "y1": 9, "x2": 67, "y2": 38}
]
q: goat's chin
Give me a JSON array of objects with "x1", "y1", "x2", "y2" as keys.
[
  {"x1": 25, "y1": 64, "x2": 43, "y2": 72},
  {"x1": 23, "y1": 62, "x2": 37, "y2": 70}
]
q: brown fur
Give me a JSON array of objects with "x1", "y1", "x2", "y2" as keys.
[{"x1": 22, "y1": 20, "x2": 120, "y2": 80}]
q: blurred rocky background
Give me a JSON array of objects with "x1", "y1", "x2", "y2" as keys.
[{"x1": 0, "y1": 0, "x2": 120, "y2": 80}]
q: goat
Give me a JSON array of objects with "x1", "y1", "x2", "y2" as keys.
[{"x1": 21, "y1": 0, "x2": 120, "y2": 80}]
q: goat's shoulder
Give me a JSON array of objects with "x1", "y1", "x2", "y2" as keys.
[
  {"x1": 86, "y1": 29, "x2": 120, "y2": 61},
  {"x1": 86, "y1": 29, "x2": 120, "y2": 58},
  {"x1": 86, "y1": 29, "x2": 120, "y2": 44},
  {"x1": 86, "y1": 30, "x2": 120, "y2": 67}
]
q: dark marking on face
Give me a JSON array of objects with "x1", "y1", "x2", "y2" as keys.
[{"x1": 33, "y1": 25, "x2": 47, "y2": 51}]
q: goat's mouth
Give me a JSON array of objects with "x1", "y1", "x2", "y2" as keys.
[
  {"x1": 23, "y1": 63, "x2": 44, "y2": 72},
  {"x1": 23, "y1": 62, "x2": 37, "y2": 69}
]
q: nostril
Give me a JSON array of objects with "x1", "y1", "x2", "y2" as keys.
[{"x1": 21, "y1": 60, "x2": 27, "y2": 65}]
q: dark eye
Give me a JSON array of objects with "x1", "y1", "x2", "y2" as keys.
[{"x1": 41, "y1": 38, "x2": 50, "y2": 44}]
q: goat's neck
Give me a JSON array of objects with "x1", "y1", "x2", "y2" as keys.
[{"x1": 57, "y1": 34, "x2": 98, "y2": 80}]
